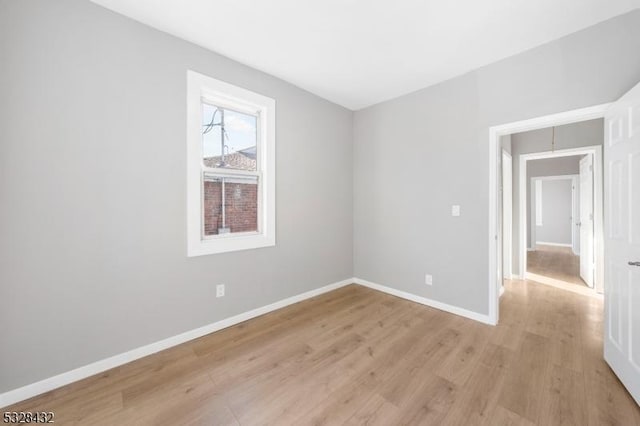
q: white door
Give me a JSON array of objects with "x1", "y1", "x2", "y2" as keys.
[
  {"x1": 579, "y1": 155, "x2": 594, "y2": 287},
  {"x1": 497, "y1": 150, "x2": 503, "y2": 295},
  {"x1": 502, "y1": 151, "x2": 513, "y2": 281},
  {"x1": 604, "y1": 81, "x2": 640, "y2": 405},
  {"x1": 571, "y1": 176, "x2": 580, "y2": 255}
]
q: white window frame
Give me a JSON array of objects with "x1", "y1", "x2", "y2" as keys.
[{"x1": 187, "y1": 70, "x2": 276, "y2": 256}]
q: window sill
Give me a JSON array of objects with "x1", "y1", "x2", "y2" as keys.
[{"x1": 187, "y1": 233, "x2": 275, "y2": 257}]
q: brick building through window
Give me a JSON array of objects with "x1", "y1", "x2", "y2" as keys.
[{"x1": 203, "y1": 147, "x2": 258, "y2": 235}]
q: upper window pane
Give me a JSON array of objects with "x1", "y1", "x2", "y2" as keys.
[{"x1": 202, "y1": 103, "x2": 257, "y2": 171}]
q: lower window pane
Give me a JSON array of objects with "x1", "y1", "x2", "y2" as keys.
[{"x1": 203, "y1": 175, "x2": 258, "y2": 236}]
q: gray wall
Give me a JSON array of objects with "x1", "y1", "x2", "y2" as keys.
[
  {"x1": 353, "y1": 12, "x2": 640, "y2": 314},
  {"x1": 0, "y1": 0, "x2": 353, "y2": 392},
  {"x1": 535, "y1": 179, "x2": 574, "y2": 245},
  {"x1": 511, "y1": 120, "x2": 603, "y2": 275}
]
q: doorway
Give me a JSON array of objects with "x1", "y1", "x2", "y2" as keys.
[
  {"x1": 490, "y1": 82, "x2": 640, "y2": 406},
  {"x1": 488, "y1": 103, "x2": 609, "y2": 324},
  {"x1": 518, "y1": 148, "x2": 602, "y2": 294}
]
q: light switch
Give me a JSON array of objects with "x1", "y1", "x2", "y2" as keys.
[{"x1": 452, "y1": 205, "x2": 461, "y2": 217}]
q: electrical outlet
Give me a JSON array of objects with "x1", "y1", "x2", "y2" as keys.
[
  {"x1": 425, "y1": 274, "x2": 433, "y2": 286},
  {"x1": 451, "y1": 205, "x2": 461, "y2": 217},
  {"x1": 216, "y1": 284, "x2": 225, "y2": 298}
]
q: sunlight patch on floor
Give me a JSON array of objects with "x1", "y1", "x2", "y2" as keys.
[{"x1": 526, "y1": 272, "x2": 603, "y2": 298}]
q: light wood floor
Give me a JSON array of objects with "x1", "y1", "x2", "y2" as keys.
[
  {"x1": 527, "y1": 244, "x2": 586, "y2": 288},
  {"x1": 5, "y1": 282, "x2": 640, "y2": 425}
]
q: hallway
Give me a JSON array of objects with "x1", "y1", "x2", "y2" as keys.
[{"x1": 526, "y1": 244, "x2": 595, "y2": 296}]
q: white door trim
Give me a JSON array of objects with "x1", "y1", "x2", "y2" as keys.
[
  {"x1": 571, "y1": 175, "x2": 580, "y2": 256},
  {"x1": 502, "y1": 150, "x2": 513, "y2": 280},
  {"x1": 520, "y1": 148, "x2": 602, "y2": 291},
  {"x1": 579, "y1": 154, "x2": 596, "y2": 287},
  {"x1": 530, "y1": 174, "x2": 580, "y2": 181},
  {"x1": 488, "y1": 103, "x2": 610, "y2": 325}
]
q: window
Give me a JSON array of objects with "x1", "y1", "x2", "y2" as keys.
[{"x1": 187, "y1": 71, "x2": 275, "y2": 256}]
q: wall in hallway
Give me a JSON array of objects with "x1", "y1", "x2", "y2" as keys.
[
  {"x1": 526, "y1": 155, "x2": 583, "y2": 251},
  {"x1": 534, "y1": 178, "x2": 574, "y2": 246}
]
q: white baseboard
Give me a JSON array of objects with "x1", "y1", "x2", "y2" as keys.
[
  {"x1": 0, "y1": 278, "x2": 354, "y2": 408},
  {"x1": 536, "y1": 241, "x2": 572, "y2": 248},
  {"x1": 499, "y1": 286, "x2": 506, "y2": 297},
  {"x1": 353, "y1": 278, "x2": 493, "y2": 325}
]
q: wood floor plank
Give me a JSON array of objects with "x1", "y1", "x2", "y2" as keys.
[
  {"x1": 343, "y1": 393, "x2": 400, "y2": 426},
  {"x1": 439, "y1": 343, "x2": 515, "y2": 425},
  {"x1": 538, "y1": 365, "x2": 587, "y2": 426},
  {"x1": 548, "y1": 300, "x2": 584, "y2": 374},
  {"x1": 486, "y1": 405, "x2": 537, "y2": 426},
  {"x1": 379, "y1": 327, "x2": 461, "y2": 406},
  {"x1": 435, "y1": 320, "x2": 492, "y2": 386},
  {"x1": 499, "y1": 331, "x2": 551, "y2": 423},
  {"x1": 101, "y1": 382, "x2": 238, "y2": 426},
  {"x1": 393, "y1": 374, "x2": 457, "y2": 425},
  {"x1": 524, "y1": 286, "x2": 561, "y2": 339},
  {"x1": 292, "y1": 368, "x2": 379, "y2": 425},
  {"x1": 221, "y1": 331, "x2": 366, "y2": 420}
]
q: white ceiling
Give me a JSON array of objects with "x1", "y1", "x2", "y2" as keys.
[{"x1": 91, "y1": 0, "x2": 639, "y2": 110}]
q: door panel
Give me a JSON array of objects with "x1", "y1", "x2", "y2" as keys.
[
  {"x1": 608, "y1": 160, "x2": 625, "y2": 240},
  {"x1": 609, "y1": 116, "x2": 624, "y2": 145},
  {"x1": 631, "y1": 268, "x2": 640, "y2": 373},
  {"x1": 631, "y1": 152, "x2": 640, "y2": 245},
  {"x1": 607, "y1": 262, "x2": 624, "y2": 351}
]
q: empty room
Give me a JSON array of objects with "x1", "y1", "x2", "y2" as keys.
[{"x1": 1, "y1": 1, "x2": 640, "y2": 425}]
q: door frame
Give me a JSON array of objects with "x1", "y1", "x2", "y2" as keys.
[
  {"x1": 488, "y1": 103, "x2": 610, "y2": 325},
  {"x1": 578, "y1": 154, "x2": 596, "y2": 287},
  {"x1": 502, "y1": 150, "x2": 513, "y2": 282},
  {"x1": 520, "y1": 148, "x2": 602, "y2": 290},
  {"x1": 572, "y1": 174, "x2": 580, "y2": 256}
]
